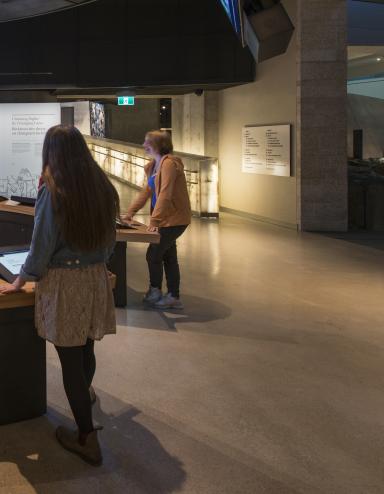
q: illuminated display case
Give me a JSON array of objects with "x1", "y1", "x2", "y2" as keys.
[{"x1": 85, "y1": 136, "x2": 219, "y2": 218}]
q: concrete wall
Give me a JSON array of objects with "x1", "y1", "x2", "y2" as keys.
[
  {"x1": 217, "y1": 0, "x2": 297, "y2": 228},
  {"x1": 205, "y1": 92, "x2": 219, "y2": 158},
  {"x1": 348, "y1": 93, "x2": 384, "y2": 158},
  {"x1": 60, "y1": 101, "x2": 90, "y2": 135},
  {"x1": 105, "y1": 99, "x2": 160, "y2": 145},
  {"x1": 172, "y1": 94, "x2": 205, "y2": 156},
  {"x1": 172, "y1": 92, "x2": 219, "y2": 157}
]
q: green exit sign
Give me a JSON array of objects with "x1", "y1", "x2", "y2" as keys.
[{"x1": 117, "y1": 96, "x2": 135, "y2": 106}]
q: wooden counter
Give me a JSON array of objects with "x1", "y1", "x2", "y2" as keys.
[
  {"x1": 116, "y1": 221, "x2": 159, "y2": 243},
  {"x1": 0, "y1": 202, "x2": 35, "y2": 216},
  {"x1": 0, "y1": 201, "x2": 160, "y2": 243},
  {"x1": 0, "y1": 280, "x2": 35, "y2": 309},
  {"x1": 0, "y1": 201, "x2": 159, "y2": 307}
]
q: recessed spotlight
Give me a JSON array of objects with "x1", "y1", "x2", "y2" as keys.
[{"x1": 377, "y1": 57, "x2": 382, "y2": 62}]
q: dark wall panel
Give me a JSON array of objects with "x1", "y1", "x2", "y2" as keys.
[{"x1": 105, "y1": 100, "x2": 160, "y2": 144}]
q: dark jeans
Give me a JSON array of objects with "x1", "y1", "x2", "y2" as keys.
[
  {"x1": 55, "y1": 338, "x2": 96, "y2": 434},
  {"x1": 146, "y1": 225, "x2": 188, "y2": 298}
]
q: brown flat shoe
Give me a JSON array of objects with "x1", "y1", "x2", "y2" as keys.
[{"x1": 56, "y1": 426, "x2": 102, "y2": 466}]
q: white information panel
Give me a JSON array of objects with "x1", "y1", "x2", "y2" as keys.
[
  {"x1": 242, "y1": 124, "x2": 291, "y2": 176},
  {"x1": 0, "y1": 103, "x2": 61, "y2": 198}
]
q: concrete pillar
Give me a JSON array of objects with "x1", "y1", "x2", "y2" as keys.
[
  {"x1": 204, "y1": 91, "x2": 219, "y2": 158},
  {"x1": 171, "y1": 92, "x2": 219, "y2": 157},
  {"x1": 171, "y1": 96, "x2": 184, "y2": 152},
  {"x1": 296, "y1": 0, "x2": 348, "y2": 231},
  {"x1": 183, "y1": 94, "x2": 205, "y2": 155},
  {"x1": 62, "y1": 101, "x2": 92, "y2": 135}
]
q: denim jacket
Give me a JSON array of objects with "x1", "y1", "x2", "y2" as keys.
[{"x1": 20, "y1": 185, "x2": 115, "y2": 282}]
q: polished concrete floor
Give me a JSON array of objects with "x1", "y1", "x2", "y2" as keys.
[{"x1": 2, "y1": 186, "x2": 384, "y2": 492}]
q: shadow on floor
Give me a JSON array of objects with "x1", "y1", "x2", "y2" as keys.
[
  {"x1": 321, "y1": 231, "x2": 384, "y2": 252},
  {"x1": 115, "y1": 286, "x2": 232, "y2": 332},
  {"x1": 0, "y1": 389, "x2": 186, "y2": 493},
  {"x1": 92, "y1": 390, "x2": 187, "y2": 493}
]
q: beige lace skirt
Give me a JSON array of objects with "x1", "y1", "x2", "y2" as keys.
[{"x1": 35, "y1": 263, "x2": 116, "y2": 347}]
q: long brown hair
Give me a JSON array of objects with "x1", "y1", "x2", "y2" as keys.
[{"x1": 42, "y1": 125, "x2": 120, "y2": 251}]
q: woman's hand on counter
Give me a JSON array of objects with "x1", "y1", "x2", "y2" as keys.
[
  {"x1": 0, "y1": 276, "x2": 26, "y2": 294},
  {"x1": 121, "y1": 213, "x2": 133, "y2": 222},
  {"x1": 147, "y1": 226, "x2": 159, "y2": 233}
]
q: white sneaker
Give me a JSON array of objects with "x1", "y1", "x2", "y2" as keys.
[
  {"x1": 154, "y1": 293, "x2": 184, "y2": 310},
  {"x1": 143, "y1": 286, "x2": 162, "y2": 304}
]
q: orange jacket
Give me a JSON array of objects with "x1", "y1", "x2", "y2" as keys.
[{"x1": 127, "y1": 154, "x2": 191, "y2": 228}]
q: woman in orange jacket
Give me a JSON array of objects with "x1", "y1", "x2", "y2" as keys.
[{"x1": 123, "y1": 130, "x2": 191, "y2": 309}]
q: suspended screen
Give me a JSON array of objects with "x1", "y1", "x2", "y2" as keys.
[{"x1": 219, "y1": 0, "x2": 243, "y2": 39}]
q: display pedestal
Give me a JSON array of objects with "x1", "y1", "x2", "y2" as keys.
[
  {"x1": 108, "y1": 241, "x2": 127, "y2": 307},
  {"x1": 0, "y1": 285, "x2": 46, "y2": 425}
]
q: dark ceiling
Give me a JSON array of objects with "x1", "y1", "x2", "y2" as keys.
[
  {"x1": 0, "y1": 0, "x2": 255, "y2": 94},
  {"x1": 349, "y1": 0, "x2": 384, "y2": 44},
  {"x1": 0, "y1": 0, "x2": 99, "y2": 22}
]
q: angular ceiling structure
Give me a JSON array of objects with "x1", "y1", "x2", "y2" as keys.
[{"x1": 0, "y1": 0, "x2": 99, "y2": 22}]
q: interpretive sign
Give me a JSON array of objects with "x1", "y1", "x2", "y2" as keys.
[
  {"x1": 242, "y1": 124, "x2": 291, "y2": 176},
  {"x1": 0, "y1": 103, "x2": 60, "y2": 198}
]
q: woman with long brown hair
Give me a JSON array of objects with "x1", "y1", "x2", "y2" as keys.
[{"x1": 0, "y1": 125, "x2": 120, "y2": 466}]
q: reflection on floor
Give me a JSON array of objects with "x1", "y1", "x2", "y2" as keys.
[{"x1": 3, "y1": 206, "x2": 384, "y2": 493}]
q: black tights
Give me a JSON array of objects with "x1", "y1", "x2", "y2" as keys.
[{"x1": 55, "y1": 338, "x2": 96, "y2": 434}]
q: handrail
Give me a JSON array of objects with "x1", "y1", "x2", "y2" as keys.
[
  {"x1": 89, "y1": 147, "x2": 199, "y2": 185},
  {"x1": 85, "y1": 135, "x2": 219, "y2": 218}
]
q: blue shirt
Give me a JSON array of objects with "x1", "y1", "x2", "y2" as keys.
[
  {"x1": 148, "y1": 173, "x2": 157, "y2": 209},
  {"x1": 20, "y1": 184, "x2": 115, "y2": 282}
]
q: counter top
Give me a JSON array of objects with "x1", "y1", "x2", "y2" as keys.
[
  {"x1": 0, "y1": 201, "x2": 35, "y2": 216},
  {"x1": 116, "y1": 221, "x2": 159, "y2": 243},
  {"x1": 0, "y1": 201, "x2": 160, "y2": 244},
  {"x1": 0, "y1": 279, "x2": 35, "y2": 310}
]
